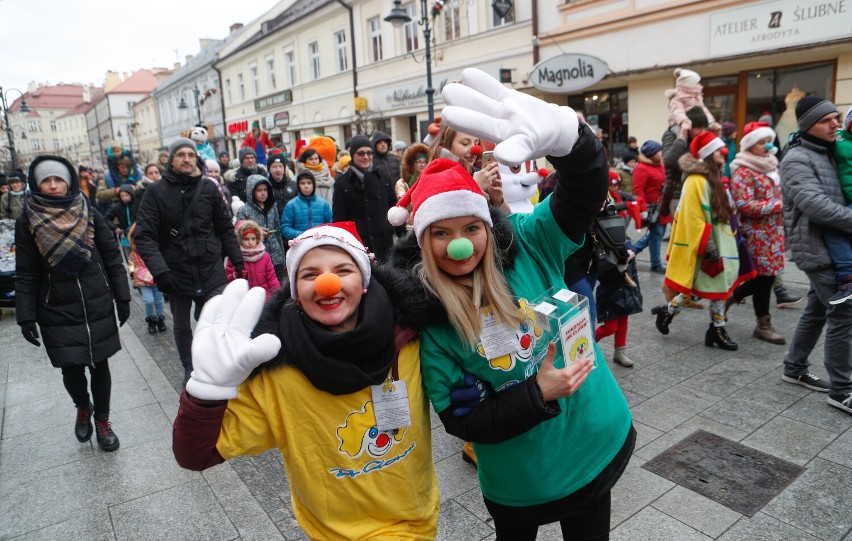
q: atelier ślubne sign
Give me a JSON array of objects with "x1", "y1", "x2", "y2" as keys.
[
  {"x1": 709, "y1": 0, "x2": 852, "y2": 57},
  {"x1": 254, "y1": 89, "x2": 293, "y2": 111},
  {"x1": 530, "y1": 54, "x2": 609, "y2": 93}
]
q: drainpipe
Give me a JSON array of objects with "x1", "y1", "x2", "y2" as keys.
[
  {"x1": 532, "y1": 0, "x2": 540, "y2": 65},
  {"x1": 335, "y1": 0, "x2": 358, "y2": 98},
  {"x1": 213, "y1": 64, "x2": 230, "y2": 154}
]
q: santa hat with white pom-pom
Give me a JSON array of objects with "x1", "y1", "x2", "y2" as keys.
[{"x1": 388, "y1": 158, "x2": 492, "y2": 246}]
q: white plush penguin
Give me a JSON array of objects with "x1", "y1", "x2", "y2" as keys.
[{"x1": 191, "y1": 125, "x2": 217, "y2": 162}]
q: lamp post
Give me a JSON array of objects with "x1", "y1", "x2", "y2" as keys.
[
  {"x1": 178, "y1": 87, "x2": 203, "y2": 125},
  {"x1": 116, "y1": 122, "x2": 138, "y2": 154},
  {"x1": 385, "y1": 0, "x2": 434, "y2": 123},
  {"x1": 0, "y1": 86, "x2": 32, "y2": 172}
]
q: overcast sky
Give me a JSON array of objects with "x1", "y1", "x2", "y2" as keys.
[{"x1": 0, "y1": 0, "x2": 275, "y2": 96}]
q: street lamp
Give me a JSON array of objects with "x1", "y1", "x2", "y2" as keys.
[
  {"x1": 0, "y1": 86, "x2": 32, "y2": 172},
  {"x1": 177, "y1": 87, "x2": 203, "y2": 125},
  {"x1": 385, "y1": 0, "x2": 435, "y2": 123},
  {"x1": 115, "y1": 122, "x2": 138, "y2": 154}
]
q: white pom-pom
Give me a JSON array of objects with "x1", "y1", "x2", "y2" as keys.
[{"x1": 387, "y1": 206, "x2": 409, "y2": 226}]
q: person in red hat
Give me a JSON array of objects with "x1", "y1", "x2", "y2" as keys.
[
  {"x1": 651, "y1": 131, "x2": 756, "y2": 349},
  {"x1": 386, "y1": 68, "x2": 633, "y2": 539},
  {"x1": 173, "y1": 221, "x2": 442, "y2": 539},
  {"x1": 725, "y1": 121, "x2": 787, "y2": 345}
]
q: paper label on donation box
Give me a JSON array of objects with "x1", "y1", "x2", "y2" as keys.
[
  {"x1": 479, "y1": 307, "x2": 519, "y2": 360},
  {"x1": 371, "y1": 380, "x2": 411, "y2": 432},
  {"x1": 530, "y1": 288, "x2": 597, "y2": 368},
  {"x1": 559, "y1": 305, "x2": 595, "y2": 365}
]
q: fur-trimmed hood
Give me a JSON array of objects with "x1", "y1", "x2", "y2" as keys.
[
  {"x1": 400, "y1": 143, "x2": 430, "y2": 183},
  {"x1": 677, "y1": 152, "x2": 715, "y2": 176},
  {"x1": 251, "y1": 206, "x2": 517, "y2": 375}
]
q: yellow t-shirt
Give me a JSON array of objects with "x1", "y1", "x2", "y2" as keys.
[{"x1": 217, "y1": 341, "x2": 439, "y2": 540}]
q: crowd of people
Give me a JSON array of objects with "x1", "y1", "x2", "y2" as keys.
[{"x1": 2, "y1": 66, "x2": 850, "y2": 539}]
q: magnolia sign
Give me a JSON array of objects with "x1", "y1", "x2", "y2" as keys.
[{"x1": 530, "y1": 54, "x2": 609, "y2": 93}]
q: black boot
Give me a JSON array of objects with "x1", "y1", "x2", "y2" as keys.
[
  {"x1": 705, "y1": 324, "x2": 738, "y2": 351},
  {"x1": 651, "y1": 305, "x2": 673, "y2": 335},
  {"x1": 94, "y1": 415, "x2": 120, "y2": 452},
  {"x1": 156, "y1": 315, "x2": 168, "y2": 333},
  {"x1": 75, "y1": 402, "x2": 93, "y2": 442},
  {"x1": 145, "y1": 316, "x2": 157, "y2": 334}
]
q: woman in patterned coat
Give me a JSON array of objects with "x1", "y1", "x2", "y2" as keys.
[{"x1": 727, "y1": 122, "x2": 787, "y2": 344}]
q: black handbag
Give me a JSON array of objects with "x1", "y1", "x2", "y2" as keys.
[{"x1": 591, "y1": 212, "x2": 628, "y2": 281}]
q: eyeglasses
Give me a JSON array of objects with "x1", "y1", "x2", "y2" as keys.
[
  {"x1": 355, "y1": 150, "x2": 373, "y2": 157},
  {"x1": 415, "y1": 159, "x2": 428, "y2": 165},
  {"x1": 174, "y1": 152, "x2": 197, "y2": 159}
]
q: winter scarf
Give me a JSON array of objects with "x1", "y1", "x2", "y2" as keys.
[
  {"x1": 278, "y1": 279, "x2": 396, "y2": 395},
  {"x1": 240, "y1": 242, "x2": 266, "y2": 262},
  {"x1": 730, "y1": 151, "x2": 780, "y2": 184},
  {"x1": 25, "y1": 192, "x2": 95, "y2": 277}
]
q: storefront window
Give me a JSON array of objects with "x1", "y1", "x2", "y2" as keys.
[
  {"x1": 703, "y1": 75, "x2": 738, "y2": 126},
  {"x1": 568, "y1": 87, "x2": 628, "y2": 160},
  {"x1": 746, "y1": 62, "x2": 834, "y2": 144}
]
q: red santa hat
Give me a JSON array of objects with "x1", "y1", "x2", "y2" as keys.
[
  {"x1": 690, "y1": 132, "x2": 725, "y2": 160},
  {"x1": 285, "y1": 222, "x2": 374, "y2": 300},
  {"x1": 387, "y1": 158, "x2": 492, "y2": 245},
  {"x1": 609, "y1": 170, "x2": 620, "y2": 185},
  {"x1": 739, "y1": 121, "x2": 776, "y2": 152}
]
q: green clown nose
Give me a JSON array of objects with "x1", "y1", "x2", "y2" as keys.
[{"x1": 447, "y1": 238, "x2": 474, "y2": 260}]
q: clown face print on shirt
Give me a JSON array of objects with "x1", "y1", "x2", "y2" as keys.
[{"x1": 329, "y1": 401, "x2": 414, "y2": 479}]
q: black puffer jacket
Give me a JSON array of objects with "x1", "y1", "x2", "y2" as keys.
[
  {"x1": 15, "y1": 155, "x2": 131, "y2": 367},
  {"x1": 134, "y1": 164, "x2": 242, "y2": 297},
  {"x1": 371, "y1": 131, "x2": 401, "y2": 181},
  {"x1": 331, "y1": 166, "x2": 397, "y2": 262},
  {"x1": 229, "y1": 164, "x2": 268, "y2": 203}
]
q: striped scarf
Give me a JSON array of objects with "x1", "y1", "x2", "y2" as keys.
[{"x1": 25, "y1": 192, "x2": 95, "y2": 277}]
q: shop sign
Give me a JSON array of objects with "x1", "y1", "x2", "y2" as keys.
[
  {"x1": 254, "y1": 89, "x2": 293, "y2": 111},
  {"x1": 530, "y1": 54, "x2": 609, "y2": 93},
  {"x1": 374, "y1": 79, "x2": 448, "y2": 110},
  {"x1": 228, "y1": 120, "x2": 248, "y2": 134},
  {"x1": 264, "y1": 115, "x2": 275, "y2": 130},
  {"x1": 274, "y1": 111, "x2": 290, "y2": 127},
  {"x1": 710, "y1": 0, "x2": 852, "y2": 57}
]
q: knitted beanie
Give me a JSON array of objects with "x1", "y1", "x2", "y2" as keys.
[
  {"x1": 640, "y1": 140, "x2": 662, "y2": 158},
  {"x1": 721, "y1": 121, "x2": 737, "y2": 137},
  {"x1": 348, "y1": 135, "x2": 372, "y2": 156},
  {"x1": 739, "y1": 122, "x2": 776, "y2": 152},
  {"x1": 33, "y1": 159, "x2": 71, "y2": 186},
  {"x1": 690, "y1": 132, "x2": 724, "y2": 160},
  {"x1": 285, "y1": 222, "x2": 373, "y2": 300},
  {"x1": 387, "y1": 158, "x2": 492, "y2": 246},
  {"x1": 238, "y1": 146, "x2": 256, "y2": 163},
  {"x1": 168, "y1": 138, "x2": 196, "y2": 162},
  {"x1": 675, "y1": 68, "x2": 701, "y2": 87},
  {"x1": 795, "y1": 97, "x2": 837, "y2": 132}
]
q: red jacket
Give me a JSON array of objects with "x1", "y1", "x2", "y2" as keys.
[
  {"x1": 241, "y1": 131, "x2": 273, "y2": 151},
  {"x1": 633, "y1": 156, "x2": 671, "y2": 224}
]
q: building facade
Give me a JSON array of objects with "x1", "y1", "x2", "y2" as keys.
[
  {"x1": 215, "y1": 0, "x2": 527, "y2": 156},
  {"x1": 534, "y1": 0, "x2": 852, "y2": 158},
  {"x1": 132, "y1": 94, "x2": 162, "y2": 166}
]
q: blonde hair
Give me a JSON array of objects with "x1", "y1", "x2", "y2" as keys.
[{"x1": 417, "y1": 226, "x2": 521, "y2": 345}]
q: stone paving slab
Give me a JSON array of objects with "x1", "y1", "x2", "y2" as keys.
[{"x1": 1, "y1": 249, "x2": 849, "y2": 540}]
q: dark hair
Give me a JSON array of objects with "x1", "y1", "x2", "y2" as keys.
[
  {"x1": 703, "y1": 156, "x2": 733, "y2": 224},
  {"x1": 118, "y1": 155, "x2": 132, "y2": 166},
  {"x1": 298, "y1": 148, "x2": 319, "y2": 163}
]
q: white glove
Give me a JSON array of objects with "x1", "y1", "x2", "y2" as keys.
[
  {"x1": 186, "y1": 279, "x2": 282, "y2": 400},
  {"x1": 441, "y1": 68, "x2": 579, "y2": 164}
]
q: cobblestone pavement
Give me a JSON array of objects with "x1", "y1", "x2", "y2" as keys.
[{"x1": 1, "y1": 235, "x2": 850, "y2": 540}]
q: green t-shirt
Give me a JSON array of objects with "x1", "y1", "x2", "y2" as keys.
[{"x1": 420, "y1": 201, "x2": 632, "y2": 506}]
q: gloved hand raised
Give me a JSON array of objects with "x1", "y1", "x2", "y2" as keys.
[
  {"x1": 186, "y1": 279, "x2": 282, "y2": 400},
  {"x1": 441, "y1": 68, "x2": 579, "y2": 164},
  {"x1": 20, "y1": 322, "x2": 41, "y2": 347}
]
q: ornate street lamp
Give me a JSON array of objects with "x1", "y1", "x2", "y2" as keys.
[
  {"x1": 0, "y1": 86, "x2": 32, "y2": 172},
  {"x1": 385, "y1": 0, "x2": 435, "y2": 123},
  {"x1": 177, "y1": 87, "x2": 203, "y2": 125}
]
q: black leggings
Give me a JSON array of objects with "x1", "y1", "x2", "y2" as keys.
[
  {"x1": 733, "y1": 275, "x2": 775, "y2": 317},
  {"x1": 61, "y1": 360, "x2": 111, "y2": 418}
]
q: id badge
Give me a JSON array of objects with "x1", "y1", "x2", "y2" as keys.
[
  {"x1": 371, "y1": 379, "x2": 411, "y2": 432},
  {"x1": 479, "y1": 307, "x2": 519, "y2": 360}
]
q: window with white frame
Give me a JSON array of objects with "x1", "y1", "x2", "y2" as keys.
[
  {"x1": 49, "y1": 120, "x2": 57, "y2": 132},
  {"x1": 238, "y1": 73, "x2": 245, "y2": 101},
  {"x1": 250, "y1": 63, "x2": 259, "y2": 97},
  {"x1": 225, "y1": 78, "x2": 232, "y2": 105},
  {"x1": 443, "y1": 0, "x2": 460, "y2": 40},
  {"x1": 53, "y1": 138, "x2": 60, "y2": 149},
  {"x1": 404, "y1": 3, "x2": 419, "y2": 52},
  {"x1": 308, "y1": 41, "x2": 320, "y2": 80},
  {"x1": 369, "y1": 17, "x2": 383, "y2": 62},
  {"x1": 266, "y1": 55, "x2": 276, "y2": 90},
  {"x1": 284, "y1": 48, "x2": 296, "y2": 87},
  {"x1": 28, "y1": 120, "x2": 38, "y2": 132},
  {"x1": 492, "y1": 2, "x2": 515, "y2": 26},
  {"x1": 334, "y1": 30, "x2": 348, "y2": 72},
  {"x1": 32, "y1": 139, "x2": 43, "y2": 150}
]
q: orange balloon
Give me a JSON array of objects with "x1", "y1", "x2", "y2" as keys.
[{"x1": 314, "y1": 273, "x2": 342, "y2": 297}]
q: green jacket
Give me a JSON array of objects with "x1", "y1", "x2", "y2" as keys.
[{"x1": 835, "y1": 129, "x2": 852, "y2": 202}]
